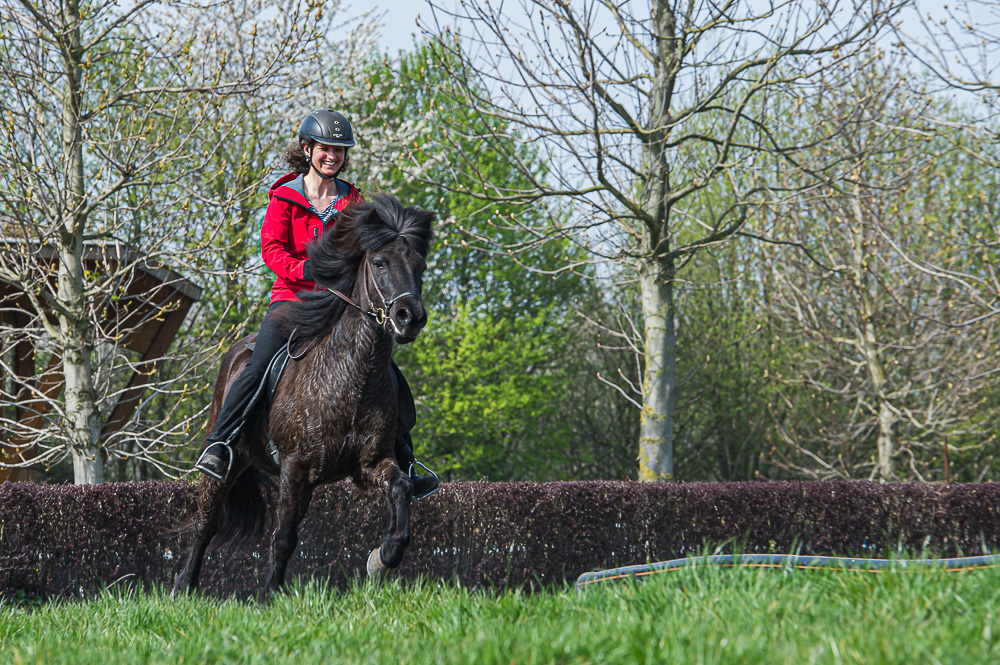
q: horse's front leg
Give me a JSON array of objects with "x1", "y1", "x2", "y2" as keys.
[
  {"x1": 264, "y1": 457, "x2": 314, "y2": 594},
  {"x1": 366, "y1": 458, "x2": 413, "y2": 577}
]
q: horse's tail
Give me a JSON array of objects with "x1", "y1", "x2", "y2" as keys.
[{"x1": 214, "y1": 465, "x2": 276, "y2": 551}]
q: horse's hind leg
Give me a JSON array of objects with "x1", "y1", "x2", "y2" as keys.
[
  {"x1": 264, "y1": 458, "x2": 314, "y2": 594},
  {"x1": 366, "y1": 459, "x2": 413, "y2": 577},
  {"x1": 172, "y1": 474, "x2": 239, "y2": 596}
]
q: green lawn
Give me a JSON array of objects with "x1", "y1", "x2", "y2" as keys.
[{"x1": 2, "y1": 563, "x2": 998, "y2": 664}]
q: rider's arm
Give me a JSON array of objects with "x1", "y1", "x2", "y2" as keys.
[{"x1": 261, "y1": 199, "x2": 309, "y2": 281}]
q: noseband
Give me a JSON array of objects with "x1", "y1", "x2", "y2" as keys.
[{"x1": 361, "y1": 260, "x2": 421, "y2": 327}]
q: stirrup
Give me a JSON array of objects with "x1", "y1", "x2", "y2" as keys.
[
  {"x1": 195, "y1": 441, "x2": 233, "y2": 482},
  {"x1": 408, "y1": 460, "x2": 440, "y2": 500}
]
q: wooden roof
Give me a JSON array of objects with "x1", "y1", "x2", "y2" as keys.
[{"x1": 1, "y1": 240, "x2": 203, "y2": 481}]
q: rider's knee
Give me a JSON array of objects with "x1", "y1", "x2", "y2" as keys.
[{"x1": 240, "y1": 363, "x2": 268, "y2": 384}]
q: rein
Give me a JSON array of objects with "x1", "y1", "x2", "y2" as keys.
[{"x1": 288, "y1": 257, "x2": 420, "y2": 360}]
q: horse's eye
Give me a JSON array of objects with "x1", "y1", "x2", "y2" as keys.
[{"x1": 373, "y1": 260, "x2": 385, "y2": 270}]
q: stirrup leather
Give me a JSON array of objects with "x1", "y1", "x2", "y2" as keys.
[
  {"x1": 408, "y1": 460, "x2": 440, "y2": 500},
  {"x1": 195, "y1": 441, "x2": 234, "y2": 482}
]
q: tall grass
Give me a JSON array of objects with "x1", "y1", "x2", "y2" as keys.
[{"x1": 2, "y1": 563, "x2": 998, "y2": 664}]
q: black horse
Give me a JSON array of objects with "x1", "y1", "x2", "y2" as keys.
[{"x1": 172, "y1": 193, "x2": 434, "y2": 595}]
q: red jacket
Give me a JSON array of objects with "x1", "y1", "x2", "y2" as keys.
[{"x1": 261, "y1": 172, "x2": 364, "y2": 304}]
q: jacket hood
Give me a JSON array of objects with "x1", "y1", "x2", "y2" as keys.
[
  {"x1": 269, "y1": 172, "x2": 353, "y2": 209},
  {"x1": 269, "y1": 173, "x2": 309, "y2": 208}
]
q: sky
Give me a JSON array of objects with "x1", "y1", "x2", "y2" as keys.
[
  {"x1": 351, "y1": 0, "x2": 434, "y2": 54},
  {"x1": 351, "y1": 0, "x2": 993, "y2": 112}
]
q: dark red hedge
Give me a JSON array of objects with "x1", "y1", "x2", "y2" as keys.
[{"x1": 2, "y1": 480, "x2": 999, "y2": 599}]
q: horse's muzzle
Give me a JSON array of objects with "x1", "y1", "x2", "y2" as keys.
[{"x1": 389, "y1": 294, "x2": 427, "y2": 343}]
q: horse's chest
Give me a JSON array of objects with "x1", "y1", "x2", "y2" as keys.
[
  {"x1": 271, "y1": 375, "x2": 395, "y2": 446},
  {"x1": 268, "y1": 336, "x2": 397, "y2": 470}
]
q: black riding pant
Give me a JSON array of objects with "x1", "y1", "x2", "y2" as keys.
[{"x1": 205, "y1": 301, "x2": 289, "y2": 444}]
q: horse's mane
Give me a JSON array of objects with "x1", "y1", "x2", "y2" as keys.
[{"x1": 275, "y1": 193, "x2": 435, "y2": 345}]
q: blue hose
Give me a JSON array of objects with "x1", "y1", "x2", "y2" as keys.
[{"x1": 575, "y1": 553, "x2": 1000, "y2": 590}]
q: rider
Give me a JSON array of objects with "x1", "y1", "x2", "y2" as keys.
[{"x1": 195, "y1": 109, "x2": 439, "y2": 498}]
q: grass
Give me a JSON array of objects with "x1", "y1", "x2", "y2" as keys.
[{"x1": 2, "y1": 562, "x2": 999, "y2": 664}]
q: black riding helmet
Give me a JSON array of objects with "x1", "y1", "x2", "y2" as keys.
[
  {"x1": 298, "y1": 110, "x2": 355, "y2": 180},
  {"x1": 298, "y1": 109, "x2": 355, "y2": 147}
]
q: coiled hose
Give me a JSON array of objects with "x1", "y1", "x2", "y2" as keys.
[{"x1": 575, "y1": 553, "x2": 1000, "y2": 589}]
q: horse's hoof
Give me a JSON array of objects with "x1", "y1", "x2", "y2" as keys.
[{"x1": 367, "y1": 547, "x2": 388, "y2": 578}]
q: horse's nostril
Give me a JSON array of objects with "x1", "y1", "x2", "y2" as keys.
[{"x1": 397, "y1": 307, "x2": 411, "y2": 325}]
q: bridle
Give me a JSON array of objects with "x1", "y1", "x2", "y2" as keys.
[
  {"x1": 357, "y1": 258, "x2": 421, "y2": 329},
  {"x1": 287, "y1": 257, "x2": 421, "y2": 360}
]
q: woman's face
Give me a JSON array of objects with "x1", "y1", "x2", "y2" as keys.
[{"x1": 306, "y1": 142, "x2": 346, "y2": 177}]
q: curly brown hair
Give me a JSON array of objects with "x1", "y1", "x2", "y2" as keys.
[{"x1": 282, "y1": 138, "x2": 351, "y2": 176}]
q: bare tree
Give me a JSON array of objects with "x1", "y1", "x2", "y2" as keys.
[
  {"x1": 761, "y1": 54, "x2": 1000, "y2": 481},
  {"x1": 414, "y1": 0, "x2": 899, "y2": 480},
  {"x1": 892, "y1": 0, "x2": 1000, "y2": 305},
  {"x1": 0, "y1": 0, "x2": 339, "y2": 483},
  {"x1": 894, "y1": 0, "x2": 1000, "y2": 102}
]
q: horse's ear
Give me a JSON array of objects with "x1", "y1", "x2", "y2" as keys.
[
  {"x1": 336, "y1": 199, "x2": 376, "y2": 232},
  {"x1": 353, "y1": 202, "x2": 380, "y2": 227},
  {"x1": 404, "y1": 207, "x2": 435, "y2": 256},
  {"x1": 415, "y1": 208, "x2": 437, "y2": 225}
]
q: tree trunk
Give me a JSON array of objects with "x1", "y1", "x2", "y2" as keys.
[
  {"x1": 860, "y1": 286, "x2": 893, "y2": 480},
  {"x1": 61, "y1": 270, "x2": 103, "y2": 485},
  {"x1": 59, "y1": 0, "x2": 104, "y2": 484},
  {"x1": 638, "y1": 255, "x2": 676, "y2": 480},
  {"x1": 851, "y1": 182, "x2": 893, "y2": 481},
  {"x1": 636, "y1": 0, "x2": 676, "y2": 481}
]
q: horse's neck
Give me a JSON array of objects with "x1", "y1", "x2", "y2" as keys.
[{"x1": 321, "y1": 309, "x2": 394, "y2": 397}]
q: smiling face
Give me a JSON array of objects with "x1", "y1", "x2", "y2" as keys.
[{"x1": 305, "y1": 141, "x2": 346, "y2": 178}]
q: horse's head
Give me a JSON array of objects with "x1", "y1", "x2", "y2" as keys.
[
  {"x1": 362, "y1": 237, "x2": 428, "y2": 343},
  {"x1": 306, "y1": 193, "x2": 435, "y2": 344}
]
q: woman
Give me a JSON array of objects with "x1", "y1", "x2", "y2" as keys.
[{"x1": 195, "y1": 109, "x2": 438, "y2": 498}]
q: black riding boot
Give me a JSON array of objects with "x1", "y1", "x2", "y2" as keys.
[
  {"x1": 194, "y1": 360, "x2": 265, "y2": 481},
  {"x1": 194, "y1": 358, "x2": 262, "y2": 481},
  {"x1": 195, "y1": 441, "x2": 232, "y2": 481},
  {"x1": 196, "y1": 303, "x2": 289, "y2": 480},
  {"x1": 391, "y1": 361, "x2": 439, "y2": 499},
  {"x1": 395, "y1": 429, "x2": 440, "y2": 499}
]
